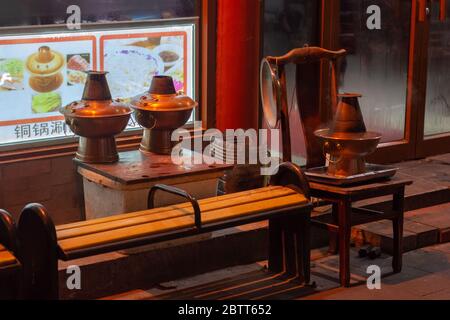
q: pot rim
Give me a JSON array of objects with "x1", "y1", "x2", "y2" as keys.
[{"x1": 314, "y1": 128, "x2": 381, "y2": 141}]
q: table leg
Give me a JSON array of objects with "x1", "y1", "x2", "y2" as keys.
[
  {"x1": 328, "y1": 203, "x2": 339, "y2": 254},
  {"x1": 392, "y1": 187, "x2": 405, "y2": 273},
  {"x1": 338, "y1": 199, "x2": 351, "y2": 287}
]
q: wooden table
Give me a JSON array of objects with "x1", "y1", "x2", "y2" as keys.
[
  {"x1": 76, "y1": 150, "x2": 233, "y2": 220},
  {"x1": 309, "y1": 177, "x2": 413, "y2": 287}
]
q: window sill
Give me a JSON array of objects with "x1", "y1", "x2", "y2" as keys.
[
  {"x1": 0, "y1": 126, "x2": 204, "y2": 164},
  {"x1": 0, "y1": 135, "x2": 142, "y2": 164}
]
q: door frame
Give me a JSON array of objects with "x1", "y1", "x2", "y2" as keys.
[{"x1": 414, "y1": 0, "x2": 450, "y2": 158}]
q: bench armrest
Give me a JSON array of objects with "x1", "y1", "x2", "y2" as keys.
[
  {"x1": 148, "y1": 184, "x2": 202, "y2": 229},
  {"x1": 269, "y1": 162, "x2": 311, "y2": 199}
]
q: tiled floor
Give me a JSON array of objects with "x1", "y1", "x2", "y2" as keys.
[{"x1": 306, "y1": 243, "x2": 450, "y2": 300}]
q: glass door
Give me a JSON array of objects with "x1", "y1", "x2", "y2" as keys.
[
  {"x1": 335, "y1": 0, "x2": 450, "y2": 162},
  {"x1": 337, "y1": 0, "x2": 417, "y2": 163},
  {"x1": 339, "y1": 0, "x2": 411, "y2": 143},
  {"x1": 262, "y1": 0, "x2": 449, "y2": 163},
  {"x1": 416, "y1": 0, "x2": 450, "y2": 157}
]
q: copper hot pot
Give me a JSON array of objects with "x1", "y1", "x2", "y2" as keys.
[
  {"x1": 315, "y1": 93, "x2": 381, "y2": 177},
  {"x1": 131, "y1": 76, "x2": 197, "y2": 155},
  {"x1": 60, "y1": 71, "x2": 132, "y2": 163}
]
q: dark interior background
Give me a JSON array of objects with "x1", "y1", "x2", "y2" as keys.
[{"x1": 0, "y1": 0, "x2": 199, "y2": 27}]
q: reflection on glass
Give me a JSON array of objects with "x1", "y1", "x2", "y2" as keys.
[
  {"x1": 264, "y1": 0, "x2": 318, "y2": 56},
  {"x1": 0, "y1": 0, "x2": 199, "y2": 27},
  {"x1": 263, "y1": 0, "x2": 319, "y2": 164},
  {"x1": 424, "y1": 1, "x2": 450, "y2": 136},
  {"x1": 339, "y1": 0, "x2": 411, "y2": 142}
]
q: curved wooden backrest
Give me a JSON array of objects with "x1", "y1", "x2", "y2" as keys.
[
  {"x1": 18, "y1": 203, "x2": 59, "y2": 299},
  {"x1": 266, "y1": 46, "x2": 346, "y2": 168},
  {"x1": 266, "y1": 47, "x2": 346, "y2": 66}
]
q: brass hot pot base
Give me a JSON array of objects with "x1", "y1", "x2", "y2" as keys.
[
  {"x1": 76, "y1": 137, "x2": 119, "y2": 163},
  {"x1": 140, "y1": 129, "x2": 174, "y2": 155},
  {"x1": 315, "y1": 129, "x2": 381, "y2": 177}
]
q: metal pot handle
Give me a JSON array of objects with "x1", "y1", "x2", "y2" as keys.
[
  {"x1": 323, "y1": 141, "x2": 343, "y2": 165},
  {"x1": 148, "y1": 114, "x2": 157, "y2": 130},
  {"x1": 66, "y1": 118, "x2": 76, "y2": 131}
]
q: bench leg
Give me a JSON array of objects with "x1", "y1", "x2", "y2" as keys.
[
  {"x1": 18, "y1": 204, "x2": 59, "y2": 300},
  {"x1": 268, "y1": 212, "x2": 311, "y2": 285},
  {"x1": 286, "y1": 213, "x2": 311, "y2": 284},
  {"x1": 338, "y1": 199, "x2": 351, "y2": 287},
  {"x1": 283, "y1": 221, "x2": 297, "y2": 278},
  {"x1": 268, "y1": 217, "x2": 283, "y2": 274},
  {"x1": 392, "y1": 188, "x2": 405, "y2": 273},
  {"x1": 298, "y1": 212, "x2": 311, "y2": 284}
]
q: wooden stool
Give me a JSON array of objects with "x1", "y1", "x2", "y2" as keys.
[{"x1": 310, "y1": 177, "x2": 412, "y2": 287}]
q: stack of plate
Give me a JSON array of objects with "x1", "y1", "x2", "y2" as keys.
[
  {"x1": 210, "y1": 136, "x2": 262, "y2": 164},
  {"x1": 210, "y1": 136, "x2": 269, "y2": 195}
]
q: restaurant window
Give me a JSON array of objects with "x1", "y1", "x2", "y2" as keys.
[
  {"x1": 424, "y1": 1, "x2": 450, "y2": 136},
  {"x1": 0, "y1": 0, "x2": 199, "y2": 149},
  {"x1": 263, "y1": 0, "x2": 319, "y2": 163},
  {"x1": 338, "y1": 0, "x2": 411, "y2": 143}
]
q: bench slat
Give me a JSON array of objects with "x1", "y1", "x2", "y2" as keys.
[
  {"x1": 58, "y1": 193, "x2": 308, "y2": 254},
  {"x1": 203, "y1": 194, "x2": 308, "y2": 224},
  {"x1": 56, "y1": 186, "x2": 284, "y2": 232},
  {"x1": 57, "y1": 186, "x2": 296, "y2": 240},
  {"x1": 0, "y1": 250, "x2": 17, "y2": 268}
]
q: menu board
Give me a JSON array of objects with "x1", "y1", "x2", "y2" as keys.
[{"x1": 0, "y1": 23, "x2": 195, "y2": 146}]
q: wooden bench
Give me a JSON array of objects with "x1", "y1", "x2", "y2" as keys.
[
  {"x1": 17, "y1": 162, "x2": 312, "y2": 299},
  {"x1": 0, "y1": 210, "x2": 21, "y2": 299}
]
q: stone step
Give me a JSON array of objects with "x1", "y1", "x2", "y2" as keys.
[{"x1": 352, "y1": 203, "x2": 450, "y2": 254}]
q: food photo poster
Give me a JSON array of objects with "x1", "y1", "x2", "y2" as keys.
[{"x1": 0, "y1": 24, "x2": 195, "y2": 145}]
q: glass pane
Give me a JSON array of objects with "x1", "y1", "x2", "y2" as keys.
[
  {"x1": 263, "y1": 0, "x2": 319, "y2": 164},
  {"x1": 264, "y1": 0, "x2": 319, "y2": 56},
  {"x1": 339, "y1": 0, "x2": 411, "y2": 142},
  {"x1": 0, "y1": 0, "x2": 199, "y2": 27},
  {"x1": 0, "y1": 23, "x2": 196, "y2": 146},
  {"x1": 424, "y1": 1, "x2": 450, "y2": 136}
]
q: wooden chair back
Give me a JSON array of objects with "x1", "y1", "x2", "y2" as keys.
[{"x1": 266, "y1": 47, "x2": 346, "y2": 168}]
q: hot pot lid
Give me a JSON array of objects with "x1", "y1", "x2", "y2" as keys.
[
  {"x1": 131, "y1": 75, "x2": 197, "y2": 111},
  {"x1": 26, "y1": 46, "x2": 64, "y2": 75},
  {"x1": 260, "y1": 58, "x2": 281, "y2": 129},
  {"x1": 329, "y1": 93, "x2": 367, "y2": 134},
  {"x1": 314, "y1": 128, "x2": 382, "y2": 141},
  {"x1": 62, "y1": 100, "x2": 132, "y2": 118},
  {"x1": 131, "y1": 94, "x2": 197, "y2": 112}
]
